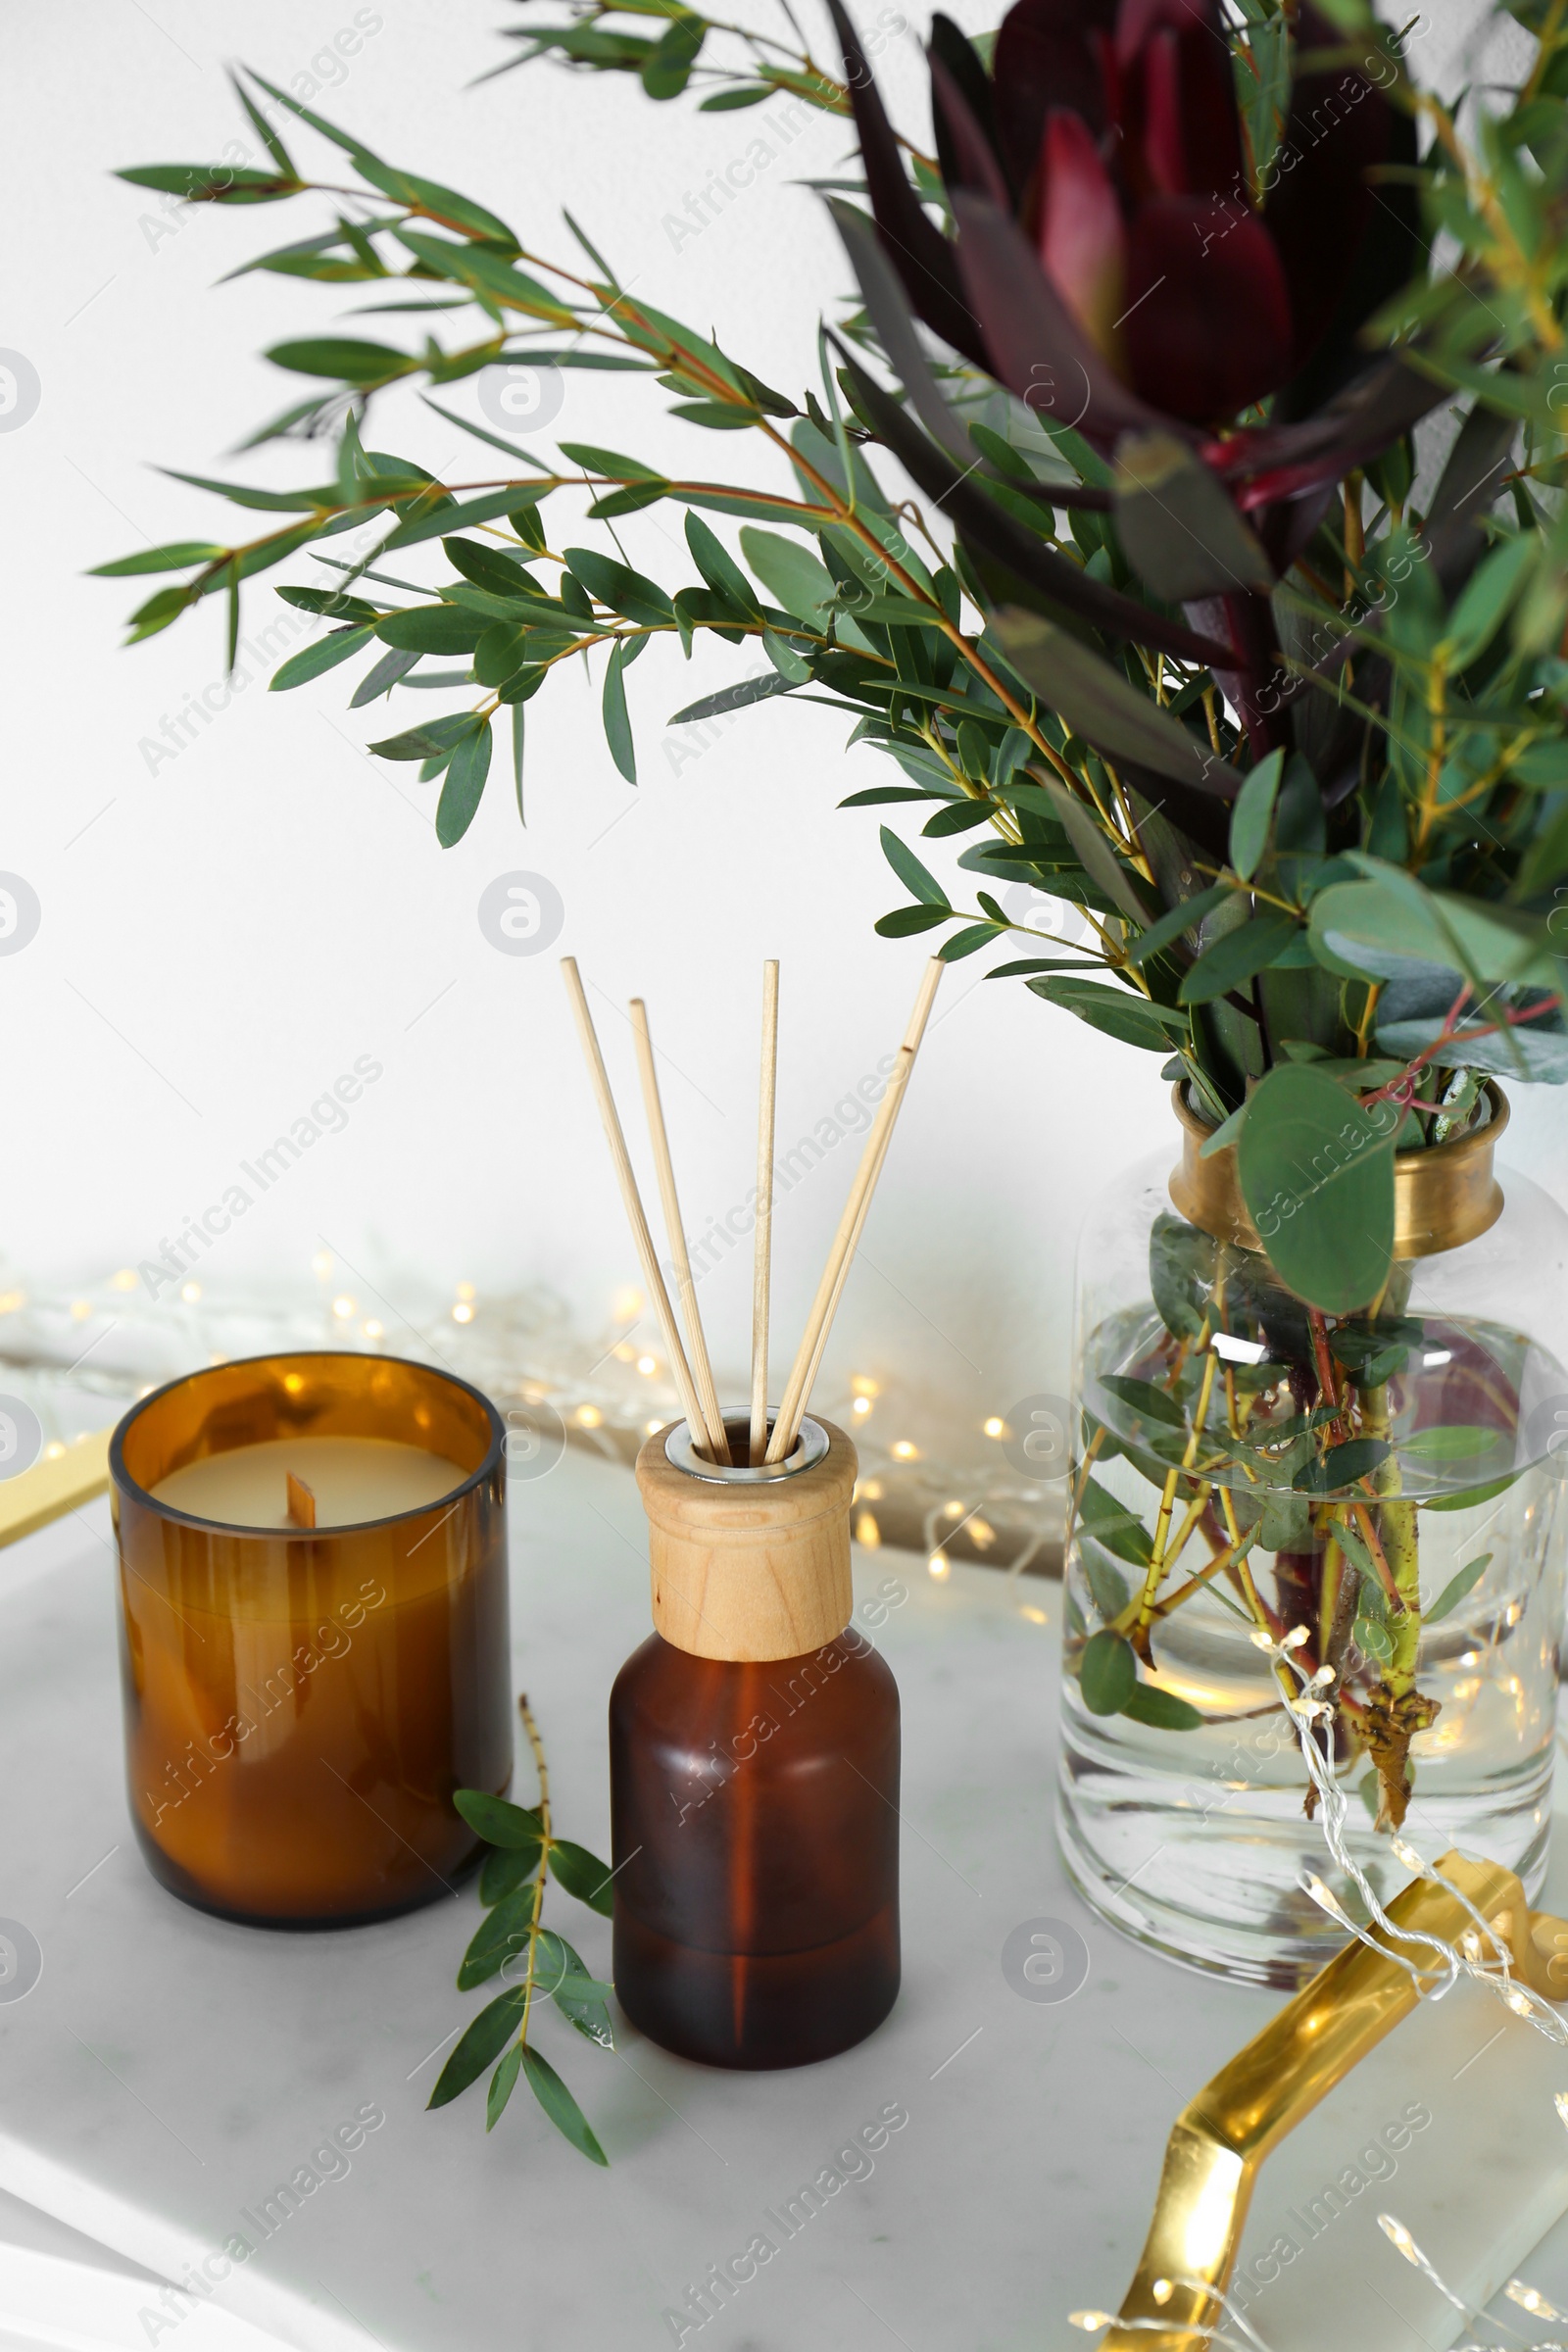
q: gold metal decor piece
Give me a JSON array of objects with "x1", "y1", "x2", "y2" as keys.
[
  {"x1": 0, "y1": 1427, "x2": 111, "y2": 1549},
  {"x1": 1103, "y1": 1851, "x2": 1566, "y2": 2350},
  {"x1": 1167, "y1": 1081, "x2": 1507, "y2": 1258}
]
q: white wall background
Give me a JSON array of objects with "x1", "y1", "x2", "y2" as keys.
[{"x1": 2, "y1": 0, "x2": 1561, "y2": 1459}]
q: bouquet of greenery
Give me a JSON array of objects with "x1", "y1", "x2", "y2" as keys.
[{"x1": 100, "y1": 0, "x2": 1568, "y2": 1826}]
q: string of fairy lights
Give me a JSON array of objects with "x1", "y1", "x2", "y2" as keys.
[{"x1": 0, "y1": 1256, "x2": 1065, "y2": 1581}]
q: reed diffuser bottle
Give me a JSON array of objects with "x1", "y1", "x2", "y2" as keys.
[
  {"x1": 611, "y1": 1411, "x2": 900, "y2": 2069},
  {"x1": 562, "y1": 952, "x2": 939, "y2": 2067}
]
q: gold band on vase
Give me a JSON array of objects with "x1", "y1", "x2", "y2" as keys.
[{"x1": 1167, "y1": 1080, "x2": 1508, "y2": 1259}]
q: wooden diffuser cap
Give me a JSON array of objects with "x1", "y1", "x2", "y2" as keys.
[{"x1": 635, "y1": 1415, "x2": 857, "y2": 1662}]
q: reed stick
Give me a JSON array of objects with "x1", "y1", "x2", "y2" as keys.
[
  {"x1": 629, "y1": 997, "x2": 730, "y2": 1465},
  {"x1": 750, "y1": 960, "x2": 779, "y2": 1467},
  {"x1": 560, "y1": 958, "x2": 710, "y2": 1452},
  {"x1": 765, "y1": 957, "x2": 943, "y2": 1464}
]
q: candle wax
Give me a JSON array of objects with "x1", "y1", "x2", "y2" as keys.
[{"x1": 150, "y1": 1435, "x2": 469, "y2": 1530}]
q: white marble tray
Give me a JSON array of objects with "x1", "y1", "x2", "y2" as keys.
[{"x1": 2, "y1": 1447, "x2": 1566, "y2": 2351}]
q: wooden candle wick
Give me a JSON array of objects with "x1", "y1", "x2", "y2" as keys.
[
  {"x1": 629, "y1": 998, "x2": 730, "y2": 1467},
  {"x1": 286, "y1": 1473, "x2": 318, "y2": 1530},
  {"x1": 766, "y1": 958, "x2": 943, "y2": 1465},
  {"x1": 560, "y1": 958, "x2": 713, "y2": 1456},
  {"x1": 750, "y1": 959, "x2": 779, "y2": 1469}
]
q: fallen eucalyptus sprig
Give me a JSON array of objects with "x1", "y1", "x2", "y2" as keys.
[{"x1": 429, "y1": 1693, "x2": 616, "y2": 2163}]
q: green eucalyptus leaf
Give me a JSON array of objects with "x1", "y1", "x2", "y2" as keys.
[
  {"x1": 1079, "y1": 1627, "x2": 1137, "y2": 1715},
  {"x1": 548, "y1": 1838, "x2": 616, "y2": 1916},
  {"x1": 1354, "y1": 1615, "x2": 1395, "y2": 1662},
  {"x1": 1126, "y1": 885, "x2": 1233, "y2": 968},
  {"x1": 1077, "y1": 1476, "x2": 1154, "y2": 1567},
  {"x1": 479, "y1": 1842, "x2": 541, "y2": 1905},
  {"x1": 1229, "y1": 750, "x2": 1284, "y2": 882},
  {"x1": 1149, "y1": 1211, "x2": 1215, "y2": 1341},
  {"x1": 1293, "y1": 1437, "x2": 1391, "y2": 1494},
  {"x1": 486, "y1": 2041, "x2": 524, "y2": 2132},
  {"x1": 1426, "y1": 1552, "x2": 1492, "y2": 1624},
  {"x1": 541, "y1": 1930, "x2": 615, "y2": 2048},
  {"x1": 377, "y1": 606, "x2": 487, "y2": 655},
  {"x1": 1236, "y1": 1063, "x2": 1398, "y2": 1313},
  {"x1": 1398, "y1": 1424, "x2": 1508, "y2": 1466},
  {"x1": 1027, "y1": 977, "x2": 1187, "y2": 1053},
  {"x1": 427, "y1": 1986, "x2": 526, "y2": 2109},
  {"x1": 458, "y1": 1887, "x2": 537, "y2": 1990},
  {"x1": 1100, "y1": 1374, "x2": 1187, "y2": 1431},
  {"x1": 738, "y1": 526, "x2": 836, "y2": 626},
  {"x1": 522, "y1": 2045, "x2": 609, "y2": 2166},
  {"x1": 89, "y1": 541, "x2": 226, "y2": 578},
  {"x1": 267, "y1": 336, "x2": 411, "y2": 383},
  {"x1": 1120, "y1": 1681, "x2": 1204, "y2": 1731},
  {"x1": 436, "y1": 722, "x2": 492, "y2": 846},
  {"x1": 270, "y1": 623, "x2": 376, "y2": 689},
  {"x1": 1080, "y1": 1547, "x2": 1130, "y2": 1622},
  {"x1": 603, "y1": 640, "x2": 637, "y2": 784},
  {"x1": 879, "y1": 825, "x2": 948, "y2": 908},
  {"x1": 455, "y1": 1789, "x2": 543, "y2": 1848},
  {"x1": 875, "y1": 905, "x2": 951, "y2": 936},
  {"x1": 1310, "y1": 862, "x2": 1560, "y2": 993},
  {"x1": 1179, "y1": 910, "x2": 1300, "y2": 1004}
]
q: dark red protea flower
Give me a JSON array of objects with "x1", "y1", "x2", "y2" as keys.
[{"x1": 831, "y1": 0, "x2": 1426, "y2": 496}]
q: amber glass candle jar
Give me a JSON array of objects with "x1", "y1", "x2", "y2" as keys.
[
  {"x1": 611, "y1": 1413, "x2": 900, "y2": 2069},
  {"x1": 111, "y1": 1352, "x2": 511, "y2": 1928}
]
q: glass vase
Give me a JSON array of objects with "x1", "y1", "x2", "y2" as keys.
[{"x1": 1057, "y1": 1084, "x2": 1568, "y2": 1986}]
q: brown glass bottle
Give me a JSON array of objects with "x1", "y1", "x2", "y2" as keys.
[{"x1": 612, "y1": 1412, "x2": 900, "y2": 2068}]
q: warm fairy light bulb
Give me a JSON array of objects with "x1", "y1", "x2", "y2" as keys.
[
  {"x1": 1301, "y1": 1873, "x2": 1350, "y2": 1926},
  {"x1": 1461, "y1": 1928, "x2": 1483, "y2": 1960},
  {"x1": 112, "y1": 1268, "x2": 138, "y2": 1292},
  {"x1": 928, "y1": 1550, "x2": 950, "y2": 1579},
  {"x1": 1290, "y1": 1696, "x2": 1327, "y2": 1720},
  {"x1": 645, "y1": 1418, "x2": 662, "y2": 1436},
  {"x1": 576, "y1": 1405, "x2": 603, "y2": 1429},
  {"x1": 363, "y1": 1319, "x2": 383, "y2": 1341},
  {"x1": 852, "y1": 1395, "x2": 873, "y2": 1415},
  {"x1": 44, "y1": 1442, "x2": 65, "y2": 1461},
  {"x1": 311, "y1": 1250, "x2": 332, "y2": 1279},
  {"x1": 1309, "y1": 1663, "x2": 1335, "y2": 1688},
  {"x1": 860, "y1": 1480, "x2": 883, "y2": 1500},
  {"x1": 892, "y1": 1440, "x2": 919, "y2": 1461},
  {"x1": 856, "y1": 1512, "x2": 881, "y2": 1549},
  {"x1": 1283, "y1": 1624, "x2": 1310, "y2": 1649},
  {"x1": 970, "y1": 1517, "x2": 996, "y2": 1548},
  {"x1": 636, "y1": 1355, "x2": 657, "y2": 1376},
  {"x1": 1068, "y1": 2315, "x2": 1112, "y2": 2332},
  {"x1": 456, "y1": 1282, "x2": 476, "y2": 1301},
  {"x1": 1506, "y1": 1987, "x2": 1535, "y2": 2017},
  {"x1": 452, "y1": 1301, "x2": 474, "y2": 1324},
  {"x1": 332, "y1": 1296, "x2": 355, "y2": 1320},
  {"x1": 983, "y1": 1416, "x2": 1005, "y2": 1439},
  {"x1": 612, "y1": 1285, "x2": 643, "y2": 1322},
  {"x1": 1555, "y1": 2091, "x2": 1568, "y2": 2131},
  {"x1": 70, "y1": 1298, "x2": 92, "y2": 1322},
  {"x1": 1019, "y1": 1604, "x2": 1048, "y2": 1625},
  {"x1": 850, "y1": 1374, "x2": 880, "y2": 1398},
  {"x1": 1378, "y1": 2215, "x2": 1420, "y2": 2267},
  {"x1": 1151, "y1": 2278, "x2": 1174, "y2": 2306},
  {"x1": 1390, "y1": 1837, "x2": 1424, "y2": 1873},
  {"x1": 1506, "y1": 2279, "x2": 1565, "y2": 2321},
  {"x1": 944, "y1": 1499, "x2": 963, "y2": 1517},
  {"x1": 1250, "y1": 1629, "x2": 1275, "y2": 1651}
]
